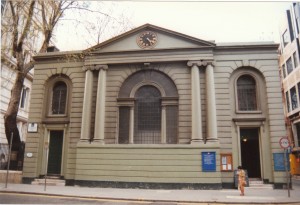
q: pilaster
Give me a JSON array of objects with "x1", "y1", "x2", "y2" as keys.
[
  {"x1": 206, "y1": 62, "x2": 218, "y2": 142},
  {"x1": 187, "y1": 61, "x2": 203, "y2": 144},
  {"x1": 93, "y1": 65, "x2": 108, "y2": 144},
  {"x1": 80, "y1": 66, "x2": 94, "y2": 142}
]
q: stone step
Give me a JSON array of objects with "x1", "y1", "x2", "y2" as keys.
[
  {"x1": 248, "y1": 179, "x2": 273, "y2": 189},
  {"x1": 249, "y1": 181, "x2": 263, "y2": 185}
]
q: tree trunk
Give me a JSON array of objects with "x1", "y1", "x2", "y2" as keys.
[{"x1": 4, "y1": 70, "x2": 25, "y2": 151}]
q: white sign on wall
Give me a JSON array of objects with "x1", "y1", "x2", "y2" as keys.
[{"x1": 27, "y1": 123, "x2": 38, "y2": 133}]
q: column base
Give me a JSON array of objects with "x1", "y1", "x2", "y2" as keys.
[
  {"x1": 190, "y1": 139, "x2": 205, "y2": 144},
  {"x1": 205, "y1": 139, "x2": 220, "y2": 146},
  {"x1": 79, "y1": 139, "x2": 91, "y2": 143},
  {"x1": 92, "y1": 139, "x2": 105, "y2": 145}
]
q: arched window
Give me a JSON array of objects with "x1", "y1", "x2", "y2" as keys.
[
  {"x1": 237, "y1": 75, "x2": 257, "y2": 111},
  {"x1": 51, "y1": 81, "x2": 67, "y2": 114},
  {"x1": 134, "y1": 85, "x2": 161, "y2": 144},
  {"x1": 117, "y1": 70, "x2": 178, "y2": 144}
]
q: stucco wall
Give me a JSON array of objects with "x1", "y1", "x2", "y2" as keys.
[{"x1": 22, "y1": 28, "x2": 286, "y2": 188}]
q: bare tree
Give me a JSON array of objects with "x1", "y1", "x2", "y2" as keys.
[
  {"x1": 1, "y1": 0, "x2": 132, "y2": 169},
  {"x1": 82, "y1": 2, "x2": 133, "y2": 47},
  {"x1": 1, "y1": 0, "x2": 77, "y2": 168}
]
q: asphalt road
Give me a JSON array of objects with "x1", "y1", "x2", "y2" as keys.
[{"x1": 0, "y1": 192, "x2": 197, "y2": 205}]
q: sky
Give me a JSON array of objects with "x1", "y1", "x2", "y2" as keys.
[{"x1": 54, "y1": 1, "x2": 291, "y2": 51}]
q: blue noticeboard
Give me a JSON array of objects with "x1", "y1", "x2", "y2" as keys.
[
  {"x1": 273, "y1": 153, "x2": 290, "y2": 171},
  {"x1": 202, "y1": 152, "x2": 216, "y2": 172}
]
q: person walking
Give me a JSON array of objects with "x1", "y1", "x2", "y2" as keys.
[{"x1": 238, "y1": 165, "x2": 246, "y2": 196}]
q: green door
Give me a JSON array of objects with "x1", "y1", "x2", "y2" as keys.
[{"x1": 47, "y1": 131, "x2": 63, "y2": 175}]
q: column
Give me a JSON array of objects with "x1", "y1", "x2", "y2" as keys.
[
  {"x1": 94, "y1": 65, "x2": 108, "y2": 144},
  {"x1": 206, "y1": 62, "x2": 218, "y2": 141},
  {"x1": 129, "y1": 106, "x2": 134, "y2": 144},
  {"x1": 187, "y1": 61, "x2": 203, "y2": 143},
  {"x1": 80, "y1": 66, "x2": 93, "y2": 142},
  {"x1": 161, "y1": 106, "x2": 167, "y2": 144}
]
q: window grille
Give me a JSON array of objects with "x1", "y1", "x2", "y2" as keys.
[
  {"x1": 134, "y1": 85, "x2": 161, "y2": 144},
  {"x1": 166, "y1": 106, "x2": 178, "y2": 144},
  {"x1": 118, "y1": 106, "x2": 130, "y2": 144},
  {"x1": 52, "y1": 82, "x2": 67, "y2": 114},
  {"x1": 237, "y1": 75, "x2": 257, "y2": 111}
]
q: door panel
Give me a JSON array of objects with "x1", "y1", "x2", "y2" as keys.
[
  {"x1": 47, "y1": 131, "x2": 63, "y2": 175},
  {"x1": 240, "y1": 128, "x2": 261, "y2": 178}
]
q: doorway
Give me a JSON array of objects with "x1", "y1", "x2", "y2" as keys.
[
  {"x1": 240, "y1": 128, "x2": 261, "y2": 178},
  {"x1": 47, "y1": 130, "x2": 64, "y2": 175}
]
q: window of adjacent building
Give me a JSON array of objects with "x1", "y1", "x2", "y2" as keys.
[
  {"x1": 286, "y1": 57, "x2": 294, "y2": 74},
  {"x1": 298, "y1": 83, "x2": 300, "y2": 101},
  {"x1": 19, "y1": 87, "x2": 28, "y2": 109},
  {"x1": 296, "y1": 16, "x2": 300, "y2": 34},
  {"x1": 134, "y1": 85, "x2": 161, "y2": 144},
  {"x1": 237, "y1": 75, "x2": 257, "y2": 111},
  {"x1": 282, "y1": 64, "x2": 287, "y2": 78},
  {"x1": 290, "y1": 86, "x2": 299, "y2": 110},
  {"x1": 296, "y1": 123, "x2": 300, "y2": 147},
  {"x1": 286, "y1": 91, "x2": 291, "y2": 113},
  {"x1": 1, "y1": 0, "x2": 6, "y2": 14},
  {"x1": 51, "y1": 81, "x2": 67, "y2": 115},
  {"x1": 294, "y1": 3, "x2": 300, "y2": 34},
  {"x1": 293, "y1": 52, "x2": 299, "y2": 69},
  {"x1": 282, "y1": 30, "x2": 290, "y2": 47}
]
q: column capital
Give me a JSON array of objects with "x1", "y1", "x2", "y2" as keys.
[
  {"x1": 206, "y1": 61, "x2": 215, "y2": 67},
  {"x1": 187, "y1": 60, "x2": 214, "y2": 67},
  {"x1": 82, "y1": 64, "x2": 108, "y2": 71},
  {"x1": 187, "y1": 60, "x2": 203, "y2": 67}
]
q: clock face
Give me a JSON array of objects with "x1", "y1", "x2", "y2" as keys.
[{"x1": 137, "y1": 31, "x2": 158, "y2": 49}]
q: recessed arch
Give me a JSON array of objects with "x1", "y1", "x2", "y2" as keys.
[
  {"x1": 117, "y1": 69, "x2": 178, "y2": 144},
  {"x1": 230, "y1": 66, "x2": 266, "y2": 113},
  {"x1": 43, "y1": 74, "x2": 72, "y2": 122},
  {"x1": 118, "y1": 70, "x2": 178, "y2": 98}
]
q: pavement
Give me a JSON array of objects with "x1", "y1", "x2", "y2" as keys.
[{"x1": 0, "y1": 182, "x2": 300, "y2": 204}]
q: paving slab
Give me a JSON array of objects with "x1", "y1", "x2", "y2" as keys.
[{"x1": 0, "y1": 183, "x2": 299, "y2": 204}]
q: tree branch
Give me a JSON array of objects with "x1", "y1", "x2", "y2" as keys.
[
  {"x1": 9, "y1": 1, "x2": 19, "y2": 58},
  {"x1": 17, "y1": 0, "x2": 36, "y2": 52}
]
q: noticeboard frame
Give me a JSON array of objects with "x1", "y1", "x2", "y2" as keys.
[
  {"x1": 220, "y1": 153, "x2": 233, "y2": 171},
  {"x1": 202, "y1": 151, "x2": 216, "y2": 172}
]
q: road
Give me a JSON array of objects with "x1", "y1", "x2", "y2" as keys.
[
  {"x1": 0, "y1": 192, "x2": 209, "y2": 205},
  {"x1": 1, "y1": 192, "x2": 148, "y2": 204}
]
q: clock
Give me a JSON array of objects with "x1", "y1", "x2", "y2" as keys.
[{"x1": 137, "y1": 31, "x2": 158, "y2": 49}]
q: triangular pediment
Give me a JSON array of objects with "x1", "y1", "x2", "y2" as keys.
[{"x1": 86, "y1": 24, "x2": 215, "y2": 53}]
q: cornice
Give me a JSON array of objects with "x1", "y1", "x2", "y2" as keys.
[
  {"x1": 215, "y1": 43, "x2": 279, "y2": 51},
  {"x1": 33, "y1": 50, "x2": 83, "y2": 61}
]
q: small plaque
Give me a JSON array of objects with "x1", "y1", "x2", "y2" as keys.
[{"x1": 27, "y1": 123, "x2": 38, "y2": 133}]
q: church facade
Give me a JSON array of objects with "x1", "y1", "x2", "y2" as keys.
[{"x1": 22, "y1": 24, "x2": 287, "y2": 189}]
